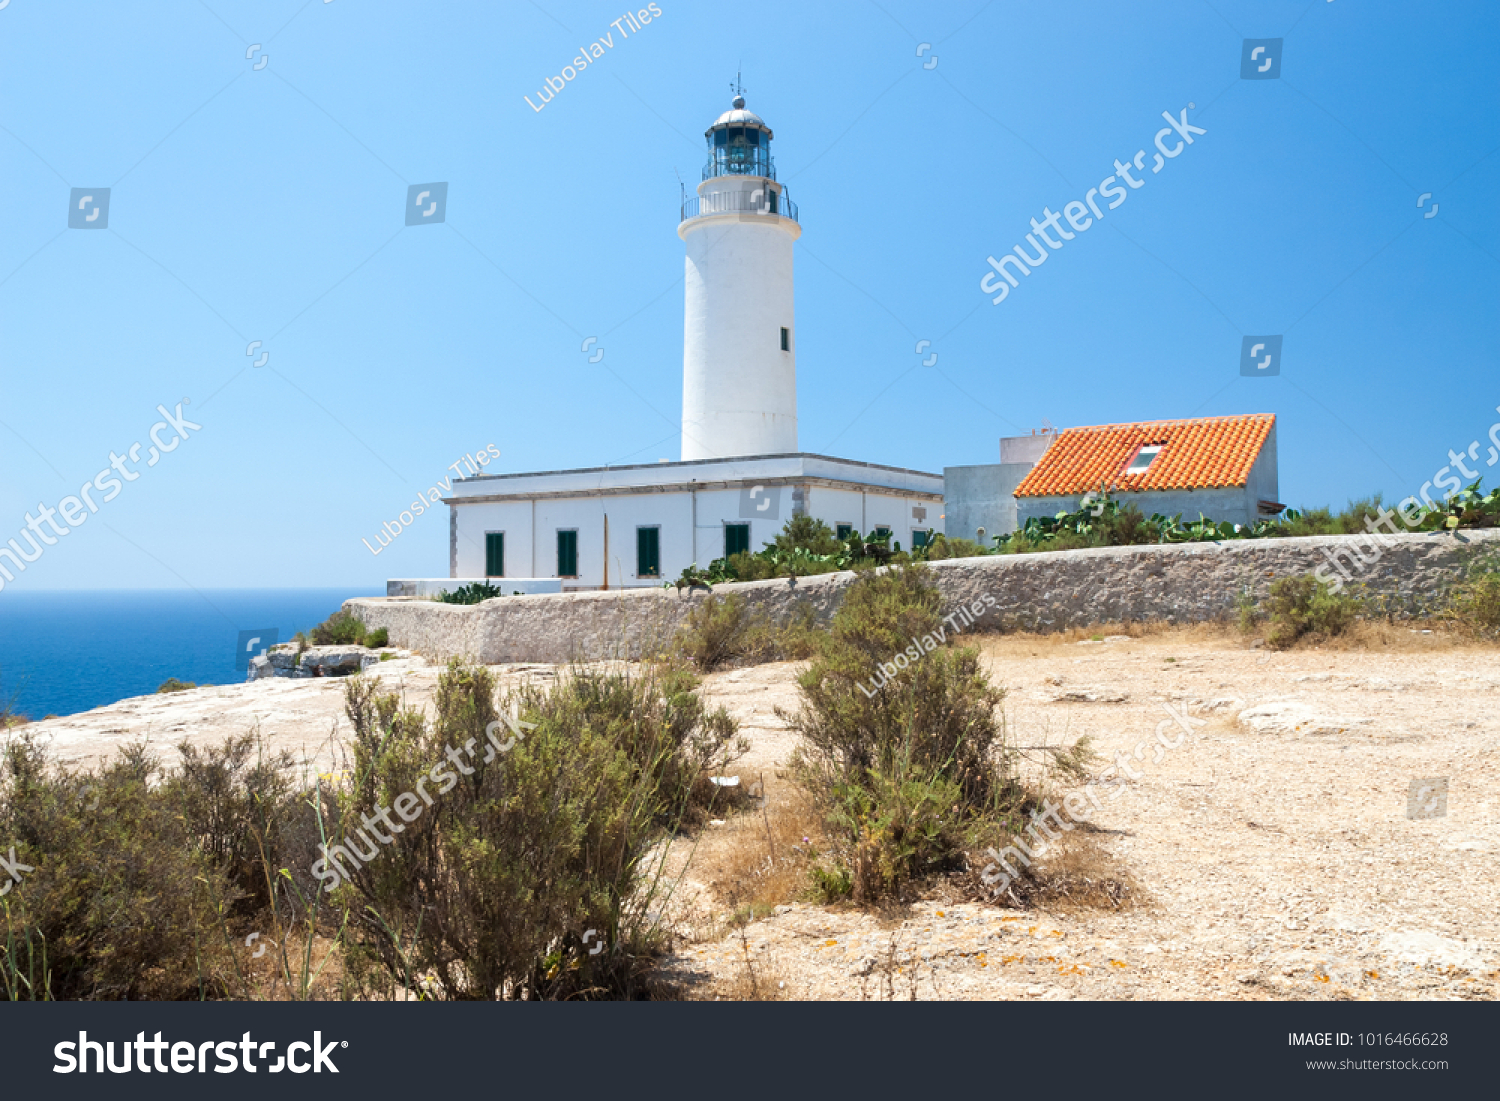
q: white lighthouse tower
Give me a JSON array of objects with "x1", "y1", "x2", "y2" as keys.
[
  {"x1": 679, "y1": 93, "x2": 801, "y2": 461},
  {"x1": 438, "y1": 86, "x2": 945, "y2": 594}
]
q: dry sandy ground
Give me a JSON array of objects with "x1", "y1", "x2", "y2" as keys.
[{"x1": 14, "y1": 630, "x2": 1499, "y2": 1002}]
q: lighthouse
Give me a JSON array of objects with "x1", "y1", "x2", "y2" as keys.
[
  {"x1": 438, "y1": 87, "x2": 944, "y2": 593},
  {"x1": 679, "y1": 94, "x2": 801, "y2": 461}
]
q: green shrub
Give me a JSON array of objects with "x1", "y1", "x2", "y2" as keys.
[
  {"x1": 1278, "y1": 495, "x2": 1386, "y2": 537},
  {"x1": 781, "y1": 565, "x2": 1022, "y2": 902},
  {"x1": 156, "y1": 678, "x2": 197, "y2": 693},
  {"x1": 673, "y1": 593, "x2": 759, "y2": 671},
  {"x1": 773, "y1": 516, "x2": 844, "y2": 557},
  {"x1": 0, "y1": 728, "x2": 338, "y2": 1001},
  {"x1": 311, "y1": 609, "x2": 368, "y2": 646},
  {"x1": 305, "y1": 611, "x2": 388, "y2": 648},
  {"x1": 436, "y1": 581, "x2": 504, "y2": 605},
  {"x1": 920, "y1": 534, "x2": 988, "y2": 560},
  {"x1": 1447, "y1": 555, "x2": 1500, "y2": 636},
  {"x1": 671, "y1": 594, "x2": 823, "y2": 672},
  {"x1": 0, "y1": 737, "x2": 242, "y2": 999},
  {"x1": 724, "y1": 550, "x2": 778, "y2": 582},
  {"x1": 162, "y1": 734, "x2": 305, "y2": 915},
  {"x1": 1263, "y1": 574, "x2": 1362, "y2": 649},
  {"x1": 1235, "y1": 586, "x2": 1260, "y2": 634},
  {"x1": 331, "y1": 659, "x2": 742, "y2": 1000}
]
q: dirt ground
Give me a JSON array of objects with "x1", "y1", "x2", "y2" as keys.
[{"x1": 16, "y1": 628, "x2": 1499, "y2": 1001}]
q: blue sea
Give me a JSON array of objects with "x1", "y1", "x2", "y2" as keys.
[{"x1": 0, "y1": 589, "x2": 384, "y2": 719}]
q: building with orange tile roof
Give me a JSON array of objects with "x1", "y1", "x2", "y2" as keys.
[{"x1": 944, "y1": 414, "x2": 1280, "y2": 539}]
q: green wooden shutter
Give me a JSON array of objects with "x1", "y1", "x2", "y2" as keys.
[
  {"x1": 724, "y1": 523, "x2": 750, "y2": 558},
  {"x1": 637, "y1": 527, "x2": 659, "y2": 577},
  {"x1": 557, "y1": 530, "x2": 578, "y2": 577},
  {"x1": 485, "y1": 533, "x2": 504, "y2": 577}
]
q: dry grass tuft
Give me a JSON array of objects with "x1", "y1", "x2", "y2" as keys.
[
  {"x1": 704, "y1": 776, "x2": 825, "y2": 927},
  {"x1": 976, "y1": 618, "x2": 1486, "y2": 659},
  {"x1": 975, "y1": 621, "x2": 1228, "y2": 659},
  {"x1": 967, "y1": 826, "x2": 1143, "y2": 914},
  {"x1": 706, "y1": 928, "x2": 788, "y2": 1001},
  {"x1": 857, "y1": 928, "x2": 945, "y2": 1001}
]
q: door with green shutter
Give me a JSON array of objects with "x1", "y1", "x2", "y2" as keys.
[
  {"x1": 485, "y1": 532, "x2": 504, "y2": 577},
  {"x1": 557, "y1": 530, "x2": 578, "y2": 577},
  {"x1": 636, "y1": 527, "x2": 660, "y2": 578},
  {"x1": 724, "y1": 523, "x2": 750, "y2": 558}
]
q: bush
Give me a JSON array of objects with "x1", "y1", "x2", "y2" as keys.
[
  {"x1": 781, "y1": 565, "x2": 1022, "y2": 902},
  {"x1": 331, "y1": 659, "x2": 743, "y2": 1000},
  {"x1": 0, "y1": 727, "x2": 339, "y2": 1001},
  {"x1": 673, "y1": 593, "x2": 759, "y2": 671},
  {"x1": 1263, "y1": 574, "x2": 1362, "y2": 649},
  {"x1": 311, "y1": 609, "x2": 368, "y2": 645},
  {"x1": 436, "y1": 581, "x2": 504, "y2": 605},
  {"x1": 1447, "y1": 555, "x2": 1500, "y2": 636},
  {"x1": 305, "y1": 610, "x2": 387, "y2": 648},
  {"x1": 920, "y1": 534, "x2": 988, "y2": 560},
  {"x1": 1234, "y1": 585, "x2": 1262, "y2": 634},
  {"x1": 156, "y1": 678, "x2": 197, "y2": 693},
  {"x1": 1278, "y1": 496, "x2": 1386, "y2": 537},
  {"x1": 671, "y1": 594, "x2": 821, "y2": 671},
  {"x1": 0, "y1": 736, "x2": 269, "y2": 999},
  {"x1": 162, "y1": 734, "x2": 306, "y2": 915},
  {"x1": 773, "y1": 516, "x2": 844, "y2": 557}
]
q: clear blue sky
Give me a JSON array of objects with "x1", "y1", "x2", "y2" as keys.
[{"x1": 1, "y1": 0, "x2": 1496, "y2": 591}]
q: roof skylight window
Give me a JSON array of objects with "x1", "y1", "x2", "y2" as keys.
[{"x1": 1125, "y1": 445, "x2": 1162, "y2": 474}]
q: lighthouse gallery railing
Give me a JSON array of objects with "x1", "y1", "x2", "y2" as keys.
[{"x1": 680, "y1": 190, "x2": 799, "y2": 223}]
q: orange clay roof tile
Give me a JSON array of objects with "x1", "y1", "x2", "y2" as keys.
[{"x1": 1013, "y1": 414, "x2": 1275, "y2": 497}]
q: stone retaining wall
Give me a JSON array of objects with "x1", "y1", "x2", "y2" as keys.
[{"x1": 343, "y1": 529, "x2": 1499, "y2": 664}]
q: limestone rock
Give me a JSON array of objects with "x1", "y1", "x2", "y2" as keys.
[
  {"x1": 1377, "y1": 931, "x2": 1487, "y2": 972},
  {"x1": 294, "y1": 646, "x2": 380, "y2": 678},
  {"x1": 1236, "y1": 701, "x2": 1364, "y2": 738}
]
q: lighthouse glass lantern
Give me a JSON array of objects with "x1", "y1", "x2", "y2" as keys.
[{"x1": 706, "y1": 95, "x2": 775, "y2": 180}]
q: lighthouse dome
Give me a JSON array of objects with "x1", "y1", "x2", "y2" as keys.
[{"x1": 711, "y1": 104, "x2": 767, "y2": 129}]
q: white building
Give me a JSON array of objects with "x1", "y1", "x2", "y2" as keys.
[{"x1": 442, "y1": 94, "x2": 944, "y2": 590}]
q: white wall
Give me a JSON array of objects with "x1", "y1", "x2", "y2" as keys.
[
  {"x1": 453, "y1": 485, "x2": 944, "y2": 588},
  {"x1": 681, "y1": 199, "x2": 801, "y2": 460},
  {"x1": 454, "y1": 494, "x2": 699, "y2": 589}
]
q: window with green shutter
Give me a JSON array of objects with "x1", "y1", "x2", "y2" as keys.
[
  {"x1": 724, "y1": 522, "x2": 750, "y2": 558},
  {"x1": 912, "y1": 529, "x2": 930, "y2": 549},
  {"x1": 636, "y1": 527, "x2": 660, "y2": 578},
  {"x1": 485, "y1": 532, "x2": 504, "y2": 577},
  {"x1": 835, "y1": 524, "x2": 853, "y2": 540},
  {"x1": 557, "y1": 530, "x2": 578, "y2": 577}
]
